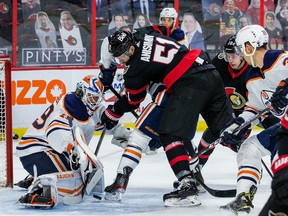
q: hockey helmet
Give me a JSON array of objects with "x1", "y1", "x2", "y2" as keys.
[
  {"x1": 108, "y1": 30, "x2": 135, "y2": 57},
  {"x1": 224, "y1": 35, "x2": 242, "y2": 61},
  {"x1": 236, "y1": 24, "x2": 269, "y2": 55},
  {"x1": 76, "y1": 75, "x2": 104, "y2": 114},
  {"x1": 159, "y1": 7, "x2": 178, "y2": 20}
]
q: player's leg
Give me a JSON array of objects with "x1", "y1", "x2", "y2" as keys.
[{"x1": 220, "y1": 124, "x2": 279, "y2": 214}]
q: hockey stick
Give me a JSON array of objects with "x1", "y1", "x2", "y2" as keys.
[
  {"x1": 95, "y1": 125, "x2": 107, "y2": 156},
  {"x1": 68, "y1": 117, "x2": 104, "y2": 198},
  {"x1": 261, "y1": 159, "x2": 273, "y2": 178},
  {"x1": 109, "y1": 85, "x2": 139, "y2": 119},
  {"x1": 195, "y1": 107, "x2": 270, "y2": 158}
]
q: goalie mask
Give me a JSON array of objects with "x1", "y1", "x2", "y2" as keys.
[
  {"x1": 223, "y1": 35, "x2": 243, "y2": 62},
  {"x1": 108, "y1": 30, "x2": 135, "y2": 57},
  {"x1": 76, "y1": 75, "x2": 104, "y2": 114}
]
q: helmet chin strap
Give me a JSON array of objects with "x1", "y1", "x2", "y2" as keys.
[{"x1": 244, "y1": 47, "x2": 257, "y2": 68}]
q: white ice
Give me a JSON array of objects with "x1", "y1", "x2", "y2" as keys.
[{"x1": 0, "y1": 131, "x2": 272, "y2": 216}]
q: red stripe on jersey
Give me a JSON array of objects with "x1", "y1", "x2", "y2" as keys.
[
  {"x1": 163, "y1": 49, "x2": 201, "y2": 91},
  {"x1": 152, "y1": 25, "x2": 171, "y2": 37},
  {"x1": 125, "y1": 85, "x2": 148, "y2": 94},
  {"x1": 128, "y1": 98, "x2": 144, "y2": 105},
  {"x1": 170, "y1": 155, "x2": 189, "y2": 166}
]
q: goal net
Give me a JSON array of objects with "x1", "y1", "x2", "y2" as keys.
[{"x1": 0, "y1": 55, "x2": 13, "y2": 187}]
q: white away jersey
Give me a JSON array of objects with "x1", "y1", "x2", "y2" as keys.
[
  {"x1": 240, "y1": 50, "x2": 288, "y2": 122},
  {"x1": 16, "y1": 93, "x2": 103, "y2": 157}
]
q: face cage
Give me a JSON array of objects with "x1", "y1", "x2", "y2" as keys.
[{"x1": 83, "y1": 87, "x2": 103, "y2": 113}]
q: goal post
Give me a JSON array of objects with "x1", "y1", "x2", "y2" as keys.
[{"x1": 0, "y1": 55, "x2": 13, "y2": 187}]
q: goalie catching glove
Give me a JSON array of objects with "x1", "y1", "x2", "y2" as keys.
[
  {"x1": 101, "y1": 105, "x2": 122, "y2": 130},
  {"x1": 270, "y1": 78, "x2": 288, "y2": 115},
  {"x1": 220, "y1": 117, "x2": 251, "y2": 148}
]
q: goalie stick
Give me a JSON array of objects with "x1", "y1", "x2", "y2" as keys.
[{"x1": 67, "y1": 117, "x2": 104, "y2": 202}]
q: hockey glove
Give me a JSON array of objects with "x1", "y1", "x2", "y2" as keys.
[
  {"x1": 271, "y1": 79, "x2": 288, "y2": 115},
  {"x1": 101, "y1": 105, "x2": 122, "y2": 130},
  {"x1": 98, "y1": 65, "x2": 117, "y2": 91},
  {"x1": 66, "y1": 143, "x2": 80, "y2": 170},
  {"x1": 148, "y1": 139, "x2": 162, "y2": 151},
  {"x1": 271, "y1": 155, "x2": 288, "y2": 207},
  {"x1": 220, "y1": 117, "x2": 250, "y2": 147}
]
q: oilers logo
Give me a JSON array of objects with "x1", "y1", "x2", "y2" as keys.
[{"x1": 260, "y1": 90, "x2": 284, "y2": 117}]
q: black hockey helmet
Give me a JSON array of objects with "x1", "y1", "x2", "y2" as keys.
[
  {"x1": 108, "y1": 30, "x2": 135, "y2": 57},
  {"x1": 224, "y1": 35, "x2": 238, "y2": 53},
  {"x1": 223, "y1": 35, "x2": 242, "y2": 61}
]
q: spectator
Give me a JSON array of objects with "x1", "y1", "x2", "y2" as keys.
[
  {"x1": 108, "y1": 14, "x2": 127, "y2": 35},
  {"x1": 22, "y1": 0, "x2": 41, "y2": 21},
  {"x1": 265, "y1": 11, "x2": 284, "y2": 50},
  {"x1": 181, "y1": 13, "x2": 205, "y2": 50},
  {"x1": 59, "y1": 11, "x2": 84, "y2": 52},
  {"x1": 35, "y1": 12, "x2": 57, "y2": 48},
  {"x1": 133, "y1": 13, "x2": 151, "y2": 30},
  {"x1": 276, "y1": 2, "x2": 288, "y2": 49},
  {"x1": 246, "y1": 0, "x2": 267, "y2": 25},
  {"x1": 220, "y1": 0, "x2": 242, "y2": 34},
  {"x1": 236, "y1": 15, "x2": 251, "y2": 31}
]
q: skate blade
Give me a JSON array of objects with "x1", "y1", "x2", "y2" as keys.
[
  {"x1": 17, "y1": 201, "x2": 53, "y2": 209},
  {"x1": 104, "y1": 191, "x2": 122, "y2": 201},
  {"x1": 164, "y1": 195, "x2": 201, "y2": 207}
]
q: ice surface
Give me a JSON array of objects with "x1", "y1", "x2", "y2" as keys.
[{"x1": 0, "y1": 131, "x2": 271, "y2": 216}]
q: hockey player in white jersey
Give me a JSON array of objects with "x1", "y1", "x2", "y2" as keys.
[
  {"x1": 15, "y1": 74, "x2": 131, "y2": 209},
  {"x1": 220, "y1": 24, "x2": 288, "y2": 214}
]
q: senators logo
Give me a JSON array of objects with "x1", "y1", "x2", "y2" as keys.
[
  {"x1": 0, "y1": 2, "x2": 8, "y2": 14},
  {"x1": 225, "y1": 87, "x2": 246, "y2": 110},
  {"x1": 65, "y1": 35, "x2": 77, "y2": 46}
]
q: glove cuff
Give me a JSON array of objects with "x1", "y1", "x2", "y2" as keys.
[
  {"x1": 105, "y1": 106, "x2": 122, "y2": 121},
  {"x1": 271, "y1": 154, "x2": 288, "y2": 174}
]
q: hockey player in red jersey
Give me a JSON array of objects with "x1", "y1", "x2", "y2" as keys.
[{"x1": 100, "y1": 29, "x2": 234, "y2": 206}]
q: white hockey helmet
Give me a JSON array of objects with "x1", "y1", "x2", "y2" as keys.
[
  {"x1": 236, "y1": 24, "x2": 269, "y2": 54},
  {"x1": 160, "y1": 7, "x2": 178, "y2": 21},
  {"x1": 76, "y1": 75, "x2": 104, "y2": 114}
]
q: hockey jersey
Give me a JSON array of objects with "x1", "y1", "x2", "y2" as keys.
[
  {"x1": 212, "y1": 53, "x2": 250, "y2": 117},
  {"x1": 16, "y1": 93, "x2": 106, "y2": 157},
  {"x1": 239, "y1": 50, "x2": 288, "y2": 122},
  {"x1": 113, "y1": 28, "x2": 212, "y2": 116}
]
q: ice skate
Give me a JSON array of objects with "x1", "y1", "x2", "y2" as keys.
[
  {"x1": 220, "y1": 185, "x2": 257, "y2": 215},
  {"x1": 17, "y1": 184, "x2": 55, "y2": 209},
  {"x1": 104, "y1": 166, "x2": 132, "y2": 201},
  {"x1": 173, "y1": 168, "x2": 206, "y2": 193},
  {"x1": 164, "y1": 176, "x2": 201, "y2": 207}
]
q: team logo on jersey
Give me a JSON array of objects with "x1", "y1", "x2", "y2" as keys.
[
  {"x1": 0, "y1": 3, "x2": 9, "y2": 14},
  {"x1": 261, "y1": 90, "x2": 284, "y2": 117},
  {"x1": 268, "y1": 210, "x2": 287, "y2": 216},
  {"x1": 65, "y1": 35, "x2": 77, "y2": 46},
  {"x1": 225, "y1": 87, "x2": 245, "y2": 110},
  {"x1": 217, "y1": 53, "x2": 225, "y2": 59}
]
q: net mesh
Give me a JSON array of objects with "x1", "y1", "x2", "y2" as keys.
[{"x1": 0, "y1": 61, "x2": 7, "y2": 187}]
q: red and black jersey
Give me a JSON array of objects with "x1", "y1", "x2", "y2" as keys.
[
  {"x1": 113, "y1": 28, "x2": 210, "y2": 115},
  {"x1": 212, "y1": 53, "x2": 250, "y2": 117}
]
